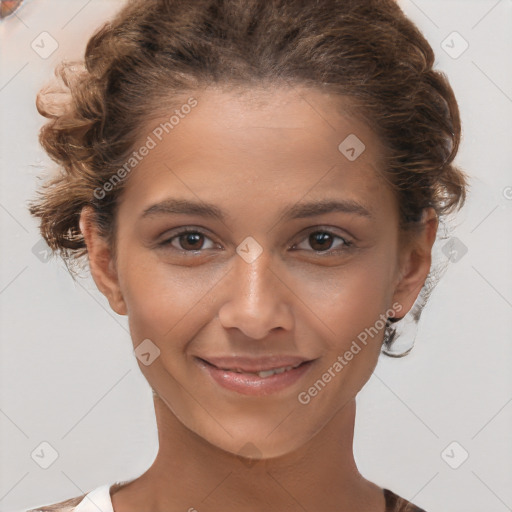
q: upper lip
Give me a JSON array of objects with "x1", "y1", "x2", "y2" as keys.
[{"x1": 197, "y1": 355, "x2": 313, "y2": 372}]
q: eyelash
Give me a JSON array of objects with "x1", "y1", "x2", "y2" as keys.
[{"x1": 157, "y1": 227, "x2": 354, "y2": 255}]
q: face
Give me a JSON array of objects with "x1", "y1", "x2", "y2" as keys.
[{"x1": 84, "y1": 86, "x2": 434, "y2": 459}]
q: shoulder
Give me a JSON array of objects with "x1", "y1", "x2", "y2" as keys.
[
  {"x1": 22, "y1": 482, "x2": 120, "y2": 512},
  {"x1": 383, "y1": 488, "x2": 428, "y2": 512},
  {"x1": 23, "y1": 492, "x2": 87, "y2": 512}
]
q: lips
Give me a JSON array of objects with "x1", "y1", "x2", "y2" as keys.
[
  {"x1": 195, "y1": 356, "x2": 316, "y2": 396},
  {"x1": 196, "y1": 355, "x2": 311, "y2": 374}
]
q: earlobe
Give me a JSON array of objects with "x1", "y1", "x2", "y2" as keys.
[
  {"x1": 391, "y1": 208, "x2": 438, "y2": 317},
  {"x1": 79, "y1": 207, "x2": 127, "y2": 316}
]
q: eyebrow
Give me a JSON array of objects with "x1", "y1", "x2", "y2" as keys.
[{"x1": 140, "y1": 198, "x2": 373, "y2": 222}]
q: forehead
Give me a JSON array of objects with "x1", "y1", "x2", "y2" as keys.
[{"x1": 118, "y1": 86, "x2": 393, "y2": 220}]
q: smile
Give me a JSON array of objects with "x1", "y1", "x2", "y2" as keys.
[
  {"x1": 217, "y1": 362, "x2": 303, "y2": 378},
  {"x1": 194, "y1": 357, "x2": 315, "y2": 396}
]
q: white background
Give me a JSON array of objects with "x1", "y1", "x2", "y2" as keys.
[{"x1": 0, "y1": 1, "x2": 511, "y2": 511}]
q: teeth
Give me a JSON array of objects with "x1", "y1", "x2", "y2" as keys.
[
  {"x1": 221, "y1": 364, "x2": 300, "y2": 378},
  {"x1": 257, "y1": 365, "x2": 294, "y2": 378}
]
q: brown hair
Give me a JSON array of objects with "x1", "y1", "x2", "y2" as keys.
[{"x1": 29, "y1": 0, "x2": 468, "y2": 353}]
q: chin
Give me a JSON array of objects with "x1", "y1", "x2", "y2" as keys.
[{"x1": 193, "y1": 419, "x2": 311, "y2": 461}]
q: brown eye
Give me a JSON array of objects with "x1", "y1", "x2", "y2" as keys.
[
  {"x1": 293, "y1": 229, "x2": 352, "y2": 254},
  {"x1": 0, "y1": 0, "x2": 23, "y2": 18},
  {"x1": 178, "y1": 232, "x2": 205, "y2": 251},
  {"x1": 158, "y1": 229, "x2": 218, "y2": 252},
  {"x1": 309, "y1": 232, "x2": 334, "y2": 251}
]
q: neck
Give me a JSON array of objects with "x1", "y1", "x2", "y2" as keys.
[{"x1": 111, "y1": 394, "x2": 384, "y2": 512}]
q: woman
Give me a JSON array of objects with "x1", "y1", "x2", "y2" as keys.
[{"x1": 25, "y1": 0, "x2": 467, "y2": 510}]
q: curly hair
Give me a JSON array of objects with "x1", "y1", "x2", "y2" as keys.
[{"x1": 29, "y1": 0, "x2": 468, "y2": 353}]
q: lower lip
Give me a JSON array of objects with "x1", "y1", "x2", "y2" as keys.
[{"x1": 195, "y1": 358, "x2": 315, "y2": 396}]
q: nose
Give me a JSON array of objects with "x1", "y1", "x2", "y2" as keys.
[{"x1": 217, "y1": 248, "x2": 294, "y2": 339}]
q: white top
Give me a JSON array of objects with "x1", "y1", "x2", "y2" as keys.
[{"x1": 73, "y1": 484, "x2": 114, "y2": 512}]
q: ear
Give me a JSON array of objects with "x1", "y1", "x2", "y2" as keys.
[
  {"x1": 79, "y1": 206, "x2": 127, "y2": 316},
  {"x1": 391, "y1": 208, "x2": 438, "y2": 317}
]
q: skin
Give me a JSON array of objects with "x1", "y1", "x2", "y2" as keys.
[{"x1": 80, "y1": 86, "x2": 438, "y2": 512}]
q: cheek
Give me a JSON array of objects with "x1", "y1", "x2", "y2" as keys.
[
  {"x1": 117, "y1": 232, "x2": 397, "y2": 354},
  {"x1": 118, "y1": 249, "x2": 227, "y2": 345},
  {"x1": 287, "y1": 252, "x2": 396, "y2": 342},
  {"x1": 291, "y1": 263, "x2": 395, "y2": 411}
]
